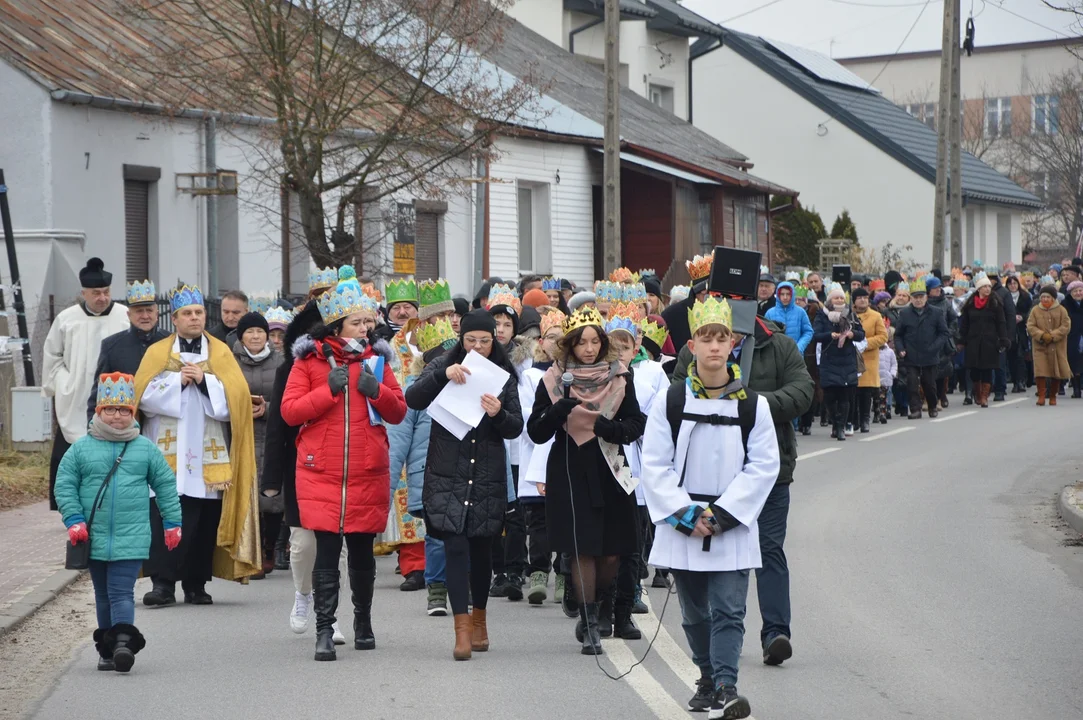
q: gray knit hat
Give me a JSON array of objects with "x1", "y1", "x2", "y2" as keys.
[{"x1": 568, "y1": 291, "x2": 597, "y2": 312}]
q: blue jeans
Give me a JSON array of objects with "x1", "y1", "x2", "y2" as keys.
[
  {"x1": 994, "y1": 350, "x2": 1007, "y2": 394},
  {"x1": 425, "y1": 536, "x2": 446, "y2": 585},
  {"x1": 88, "y1": 559, "x2": 143, "y2": 629},
  {"x1": 673, "y1": 569, "x2": 751, "y2": 688},
  {"x1": 756, "y1": 484, "x2": 791, "y2": 647}
]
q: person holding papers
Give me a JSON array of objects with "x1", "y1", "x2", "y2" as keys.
[
  {"x1": 526, "y1": 307, "x2": 646, "y2": 656},
  {"x1": 405, "y1": 310, "x2": 523, "y2": 661},
  {"x1": 280, "y1": 267, "x2": 407, "y2": 662}
]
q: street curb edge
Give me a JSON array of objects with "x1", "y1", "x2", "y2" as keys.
[
  {"x1": 0, "y1": 568, "x2": 83, "y2": 636},
  {"x1": 1057, "y1": 485, "x2": 1083, "y2": 537}
]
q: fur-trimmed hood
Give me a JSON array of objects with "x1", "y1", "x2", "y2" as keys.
[
  {"x1": 291, "y1": 334, "x2": 394, "y2": 365},
  {"x1": 509, "y1": 334, "x2": 537, "y2": 369}
]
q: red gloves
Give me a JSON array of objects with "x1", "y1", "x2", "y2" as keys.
[
  {"x1": 164, "y1": 527, "x2": 182, "y2": 551},
  {"x1": 67, "y1": 523, "x2": 88, "y2": 544}
]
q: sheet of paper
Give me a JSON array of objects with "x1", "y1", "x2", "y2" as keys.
[
  {"x1": 430, "y1": 350, "x2": 511, "y2": 432},
  {"x1": 427, "y1": 401, "x2": 473, "y2": 440}
]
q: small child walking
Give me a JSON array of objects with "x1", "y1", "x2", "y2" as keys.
[{"x1": 878, "y1": 327, "x2": 898, "y2": 423}]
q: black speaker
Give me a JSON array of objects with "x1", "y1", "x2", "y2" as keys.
[
  {"x1": 708, "y1": 246, "x2": 762, "y2": 299},
  {"x1": 832, "y1": 264, "x2": 852, "y2": 287}
]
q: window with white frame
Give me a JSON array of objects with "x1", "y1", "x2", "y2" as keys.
[
  {"x1": 517, "y1": 182, "x2": 552, "y2": 274},
  {"x1": 985, "y1": 97, "x2": 1012, "y2": 137},
  {"x1": 1032, "y1": 170, "x2": 1059, "y2": 204},
  {"x1": 649, "y1": 84, "x2": 675, "y2": 113},
  {"x1": 734, "y1": 198, "x2": 758, "y2": 251},
  {"x1": 902, "y1": 102, "x2": 937, "y2": 129},
  {"x1": 1033, "y1": 94, "x2": 1059, "y2": 134}
]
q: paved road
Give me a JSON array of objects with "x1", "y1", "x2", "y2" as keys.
[{"x1": 31, "y1": 396, "x2": 1083, "y2": 720}]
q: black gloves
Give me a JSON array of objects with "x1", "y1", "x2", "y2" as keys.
[
  {"x1": 357, "y1": 365, "x2": 380, "y2": 399},
  {"x1": 327, "y1": 365, "x2": 350, "y2": 396},
  {"x1": 707, "y1": 504, "x2": 741, "y2": 533},
  {"x1": 593, "y1": 415, "x2": 623, "y2": 444},
  {"x1": 548, "y1": 396, "x2": 581, "y2": 421}
]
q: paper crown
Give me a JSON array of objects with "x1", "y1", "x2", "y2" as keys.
[
  {"x1": 418, "y1": 279, "x2": 454, "y2": 320},
  {"x1": 126, "y1": 280, "x2": 156, "y2": 306},
  {"x1": 541, "y1": 276, "x2": 562, "y2": 292},
  {"x1": 608, "y1": 301, "x2": 643, "y2": 322},
  {"x1": 669, "y1": 284, "x2": 691, "y2": 300},
  {"x1": 563, "y1": 306, "x2": 605, "y2": 335},
  {"x1": 686, "y1": 254, "x2": 713, "y2": 283},
  {"x1": 826, "y1": 282, "x2": 845, "y2": 296},
  {"x1": 795, "y1": 285, "x2": 809, "y2": 298},
  {"x1": 309, "y1": 267, "x2": 338, "y2": 293},
  {"x1": 621, "y1": 282, "x2": 647, "y2": 304},
  {"x1": 96, "y1": 372, "x2": 136, "y2": 410},
  {"x1": 895, "y1": 281, "x2": 910, "y2": 293},
  {"x1": 264, "y1": 306, "x2": 294, "y2": 331},
  {"x1": 317, "y1": 266, "x2": 375, "y2": 324},
  {"x1": 361, "y1": 282, "x2": 383, "y2": 303},
  {"x1": 910, "y1": 278, "x2": 927, "y2": 294},
  {"x1": 169, "y1": 283, "x2": 204, "y2": 314},
  {"x1": 638, "y1": 268, "x2": 657, "y2": 280},
  {"x1": 605, "y1": 302, "x2": 641, "y2": 337},
  {"x1": 869, "y1": 279, "x2": 886, "y2": 292},
  {"x1": 638, "y1": 317, "x2": 668, "y2": 349},
  {"x1": 417, "y1": 317, "x2": 458, "y2": 353},
  {"x1": 487, "y1": 283, "x2": 521, "y2": 314},
  {"x1": 609, "y1": 267, "x2": 640, "y2": 284},
  {"x1": 785, "y1": 271, "x2": 801, "y2": 282},
  {"x1": 249, "y1": 296, "x2": 275, "y2": 314},
  {"x1": 594, "y1": 280, "x2": 623, "y2": 303},
  {"x1": 689, "y1": 296, "x2": 733, "y2": 334},
  {"x1": 953, "y1": 278, "x2": 971, "y2": 289},
  {"x1": 385, "y1": 277, "x2": 419, "y2": 306},
  {"x1": 540, "y1": 309, "x2": 567, "y2": 336}
]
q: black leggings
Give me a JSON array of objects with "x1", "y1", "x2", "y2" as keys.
[
  {"x1": 313, "y1": 531, "x2": 375, "y2": 574},
  {"x1": 444, "y1": 534, "x2": 494, "y2": 615},
  {"x1": 822, "y1": 386, "x2": 852, "y2": 429}
]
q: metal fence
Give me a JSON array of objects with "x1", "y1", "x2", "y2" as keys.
[{"x1": 155, "y1": 297, "x2": 221, "y2": 334}]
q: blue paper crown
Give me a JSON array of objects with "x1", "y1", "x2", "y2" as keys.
[
  {"x1": 309, "y1": 267, "x2": 338, "y2": 292},
  {"x1": 604, "y1": 316, "x2": 638, "y2": 337},
  {"x1": 487, "y1": 283, "x2": 519, "y2": 302},
  {"x1": 263, "y1": 306, "x2": 294, "y2": 330},
  {"x1": 541, "y1": 277, "x2": 562, "y2": 291},
  {"x1": 317, "y1": 266, "x2": 373, "y2": 324},
  {"x1": 594, "y1": 281, "x2": 622, "y2": 303},
  {"x1": 97, "y1": 372, "x2": 136, "y2": 409},
  {"x1": 249, "y1": 296, "x2": 275, "y2": 314},
  {"x1": 621, "y1": 283, "x2": 647, "y2": 304},
  {"x1": 126, "y1": 280, "x2": 156, "y2": 305},
  {"x1": 169, "y1": 284, "x2": 204, "y2": 314}
]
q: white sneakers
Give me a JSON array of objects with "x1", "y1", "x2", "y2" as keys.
[
  {"x1": 332, "y1": 622, "x2": 346, "y2": 645},
  {"x1": 290, "y1": 592, "x2": 312, "y2": 633}
]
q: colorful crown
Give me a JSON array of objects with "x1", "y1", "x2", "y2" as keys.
[
  {"x1": 249, "y1": 296, "x2": 275, "y2": 314},
  {"x1": 385, "y1": 277, "x2": 419, "y2": 306},
  {"x1": 309, "y1": 267, "x2": 338, "y2": 293},
  {"x1": 126, "y1": 280, "x2": 156, "y2": 306},
  {"x1": 487, "y1": 284, "x2": 521, "y2": 314},
  {"x1": 418, "y1": 279, "x2": 454, "y2": 320},
  {"x1": 607, "y1": 301, "x2": 643, "y2": 322},
  {"x1": 604, "y1": 303, "x2": 641, "y2": 337},
  {"x1": 609, "y1": 267, "x2": 640, "y2": 284},
  {"x1": 264, "y1": 306, "x2": 294, "y2": 331},
  {"x1": 688, "y1": 296, "x2": 733, "y2": 335},
  {"x1": 795, "y1": 285, "x2": 809, "y2": 298},
  {"x1": 317, "y1": 266, "x2": 373, "y2": 325},
  {"x1": 910, "y1": 277, "x2": 928, "y2": 294},
  {"x1": 361, "y1": 282, "x2": 383, "y2": 303},
  {"x1": 169, "y1": 283, "x2": 204, "y2": 314},
  {"x1": 96, "y1": 372, "x2": 136, "y2": 410},
  {"x1": 594, "y1": 280, "x2": 623, "y2": 303},
  {"x1": 416, "y1": 317, "x2": 458, "y2": 353},
  {"x1": 638, "y1": 317, "x2": 668, "y2": 349},
  {"x1": 563, "y1": 306, "x2": 605, "y2": 335},
  {"x1": 541, "y1": 276, "x2": 562, "y2": 292},
  {"x1": 638, "y1": 269, "x2": 657, "y2": 279},
  {"x1": 540, "y1": 310, "x2": 567, "y2": 336},
  {"x1": 621, "y1": 283, "x2": 647, "y2": 304},
  {"x1": 686, "y1": 254, "x2": 713, "y2": 283},
  {"x1": 669, "y1": 284, "x2": 691, "y2": 300}
]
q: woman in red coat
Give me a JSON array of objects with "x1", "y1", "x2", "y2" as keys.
[{"x1": 280, "y1": 266, "x2": 406, "y2": 662}]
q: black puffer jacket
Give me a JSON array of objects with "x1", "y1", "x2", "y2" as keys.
[
  {"x1": 959, "y1": 293, "x2": 1009, "y2": 370},
  {"x1": 894, "y1": 304, "x2": 950, "y2": 368},
  {"x1": 406, "y1": 348, "x2": 523, "y2": 539},
  {"x1": 812, "y1": 307, "x2": 866, "y2": 387}
]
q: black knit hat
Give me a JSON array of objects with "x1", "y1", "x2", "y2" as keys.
[
  {"x1": 643, "y1": 276, "x2": 663, "y2": 299},
  {"x1": 453, "y1": 297, "x2": 470, "y2": 317},
  {"x1": 884, "y1": 270, "x2": 903, "y2": 294},
  {"x1": 79, "y1": 258, "x2": 112, "y2": 288},
  {"x1": 460, "y1": 309, "x2": 496, "y2": 337},
  {"x1": 518, "y1": 306, "x2": 541, "y2": 336},
  {"x1": 851, "y1": 287, "x2": 869, "y2": 299},
  {"x1": 236, "y1": 311, "x2": 270, "y2": 338},
  {"x1": 489, "y1": 304, "x2": 519, "y2": 336}
]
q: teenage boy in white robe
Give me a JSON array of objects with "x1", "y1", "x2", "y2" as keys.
[{"x1": 641, "y1": 296, "x2": 779, "y2": 720}]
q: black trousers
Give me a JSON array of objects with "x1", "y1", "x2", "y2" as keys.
[
  {"x1": 968, "y1": 368, "x2": 993, "y2": 384},
  {"x1": 906, "y1": 365, "x2": 938, "y2": 413},
  {"x1": 637, "y1": 506, "x2": 654, "y2": 581},
  {"x1": 822, "y1": 387, "x2": 851, "y2": 430},
  {"x1": 491, "y1": 466, "x2": 527, "y2": 577},
  {"x1": 313, "y1": 531, "x2": 375, "y2": 574},
  {"x1": 524, "y1": 501, "x2": 552, "y2": 574},
  {"x1": 48, "y1": 427, "x2": 72, "y2": 511},
  {"x1": 147, "y1": 495, "x2": 222, "y2": 591},
  {"x1": 446, "y1": 534, "x2": 494, "y2": 615},
  {"x1": 848, "y1": 387, "x2": 876, "y2": 426}
]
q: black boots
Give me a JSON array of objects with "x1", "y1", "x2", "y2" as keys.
[
  {"x1": 182, "y1": 584, "x2": 213, "y2": 605},
  {"x1": 349, "y1": 568, "x2": 376, "y2": 650},
  {"x1": 597, "y1": 590, "x2": 614, "y2": 638},
  {"x1": 93, "y1": 628, "x2": 114, "y2": 671},
  {"x1": 142, "y1": 579, "x2": 176, "y2": 607},
  {"x1": 613, "y1": 606, "x2": 642, "y2": 640},
  {"x1": 273, "y1": 525, "x2": 291, "y2": 570},
  {"x1": 313, "y1": 569, "x2": 339, "y2": 661},
  {"x1": 859, "y1": 393, "x2": 872, "y2": 433},
  {"x1": 580, "y1": 602, "x2": 603, "y2": 655},
  {"x1": 102, "y1": 623, "x2": 145, "y2": 673}
]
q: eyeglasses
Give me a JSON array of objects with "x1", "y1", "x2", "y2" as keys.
[
  {"x1": 101, "y1": 407, "x2": 133, "y2": 417},
  {"x1": 463, "y1": 336, "x2": 493, "y2": 348}
]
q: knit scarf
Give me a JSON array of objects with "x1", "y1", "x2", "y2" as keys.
[
  {"x1": 541, "y1": 360, "x2": 627, "y2": 447},
  {"x1": 687, "y1": 360, "x2": 747, "y2": 401},
  {"x1": 243, "y1": 344, "x2": 272, "y2": 362},
  {"x1": 88, "y1": 414, "x2": 141, "y2": 442},
  {"x1": 974, "y1": 295, "x2": 988, "y2": 310}
]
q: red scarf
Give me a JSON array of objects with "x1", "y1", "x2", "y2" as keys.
[{"x1": 974, "y1": 295, "x2": 988, "y2": 310}]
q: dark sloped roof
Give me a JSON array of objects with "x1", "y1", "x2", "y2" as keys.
[
  {"x1": 645, "y1": 0, "x2": 722, "y2": 38},
  {"x1": 565, "y1": 0, "x2": 656, "y2": 19},
  {"x1": 489, "y1": 17, "x2": 797, "y2": 194},
  {"x1": 720, "y1": 30, "x2": 1041, "y2": 209}
]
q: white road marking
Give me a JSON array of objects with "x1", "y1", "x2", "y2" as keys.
[
  {"x1": 606, "y1": 631, "x2": 692, "y2": 719},
  {"x1": 797, "y1": 447, "x2": 841, "y2": 462},
  {"x1": 858, "y1": 426, "x2": 915, "y2": 441},
  {"x1": 931, "y1": 410, "x2": 977, "y2": 423},
  {"x1": 990, "y1": 397, "x2": 1027, "y2": 408}
]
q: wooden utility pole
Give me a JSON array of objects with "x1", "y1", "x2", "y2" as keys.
[
  {"x1": 932, "y1": 0, "x2": 955, "y2": 267},
  {"x1": 603, "y1": 0, "x2": 621, "y2": 276},
  {"x1": 949, "y1": 0, "x2": 963, "y2": 268}
]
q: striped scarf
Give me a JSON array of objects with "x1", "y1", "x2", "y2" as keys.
[{"x1": 686, "y1": 360, "x2": 747, "y2": 401}]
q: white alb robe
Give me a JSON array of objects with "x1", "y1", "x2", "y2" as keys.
[
  {"x1": 42, "y1": 303, "x2": 130, "y2": 443},
  {"x1": 624, "y1": 359, "x2": 669, "y2": 507},
  {"x1": 640, "y1": 386, "x2": 779, "y2": 572},
  {"x1": 140, "y1": 338, "x2": 231, "y2": 499},
  {"x1": 517, "y1": 366, "x2": 546, "y2": 499}
]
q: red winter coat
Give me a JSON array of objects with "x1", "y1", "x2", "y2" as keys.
[{"x1": 280, "y1": 336, "x2": 407, "y2": 534}]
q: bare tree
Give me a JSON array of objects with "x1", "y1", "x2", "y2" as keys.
[
  {"x1": 122, "y1": 0, "x2": 542, "y2": 269},
  {"x1": 897, "y1": 84, "x2": 995, "y2": 159},
  {"x1": 1042, "y1": 3, "x2": 1083, "y2": 60}
]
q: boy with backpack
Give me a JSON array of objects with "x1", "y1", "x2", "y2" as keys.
[{"x1": 641, "y1": 296, "x2": 780, "y2": 720}]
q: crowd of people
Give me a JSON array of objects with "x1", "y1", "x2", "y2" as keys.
[{"x1": 39, "y1": 251, "x2": 1083, "y2": 719}]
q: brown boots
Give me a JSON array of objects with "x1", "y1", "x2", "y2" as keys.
[
  {"x1": 975, "y1": 382, "x2": 991, "y2": 408},
  {"x1": 1036, "y1": 378, "x2": 1047, "y2": 406},
  {"x1": 1049, "y1": 380, "x2": 1059, "y2": 405},
  {"x1": 453, "y1": 614, "x2": 472, "y2": 660},
  {"x1": 471, "y1": 608, "x2": 489, "y2": 652}
]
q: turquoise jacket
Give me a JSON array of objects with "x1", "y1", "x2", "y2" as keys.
[{"x1": 54, "y1": 432, "x2": 182, "y2": 562}]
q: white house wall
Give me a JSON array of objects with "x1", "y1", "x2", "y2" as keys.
[
  {"x1": 505, "y1": 0, "x2": 564, "y2": 47},
  {"x1": 489, "y1": 136, "x2": 597, "y2": 286}
]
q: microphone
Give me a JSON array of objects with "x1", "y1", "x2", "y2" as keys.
[{"x1": 561, "y1": 371, "x2": 574, "y2": 399}]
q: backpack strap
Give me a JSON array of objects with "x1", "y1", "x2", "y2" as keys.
[{"x1": 667, "y1": 383, "x2": 760, "y2": 490}]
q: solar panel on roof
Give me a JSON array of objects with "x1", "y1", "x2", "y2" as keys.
[{"x1": 766, "y1": 39, "x2": 882, "y2": 94}]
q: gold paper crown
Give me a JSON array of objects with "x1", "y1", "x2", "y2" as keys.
[
  {"x1": 562, "y1": 306, "x2": 605, "y2": 335},
  {"x1": 540, "y1": 310, "x2": 567, "y2": 336},
  {"x1": 639, "y1": 317, "x2": 669, "y2": 349},
  {"x1": 688, "y1": 296, "x2": 733, "y2": 335},
  {"x1": 609, "y1": 267, "x2": 640, "y2": 284},
  {"x1": 416, "y1": 317, "x2": 458, "y2": 353},
  {"x1": 686, "y1": 254, "x2": 713, "y2": 283},
  {"x1": 361, "y1": 282, "x2": 383, "y2": 303}
]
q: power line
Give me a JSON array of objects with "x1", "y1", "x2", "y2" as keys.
[
  {"x1": 721, "y1": 0, "x2": 787, "y2": 24},
  {"x1": 985, "y1": 0, "x2": 1074, "y2": 39},
  {"x1": 826, "y1": 0, "x2": 937, "y2": 7}
]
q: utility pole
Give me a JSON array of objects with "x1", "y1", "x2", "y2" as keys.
[
  {"x1": 931, "y1": 0, "x2": 954, "y2": 267},
  {"x1": 949, "y1": 0, "x2": 963, "y2": 268},
  {"x1": 603, "y1": 0, "x2": 621, "y2": 276}
]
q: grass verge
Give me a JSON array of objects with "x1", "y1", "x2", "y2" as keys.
[{"x1": 0, "y1": 447, "x2": 51, "y2": 511}]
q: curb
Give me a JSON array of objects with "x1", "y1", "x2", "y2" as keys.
[
  {"x1": 0, "y1": 568, "x2": 83, "y2": 636},
  {"x1": 1057, "y1": 484, "x2": 1083, "y2": 537}
]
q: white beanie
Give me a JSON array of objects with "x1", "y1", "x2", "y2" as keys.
[{"x1": 974, "y1": 275, "x2": 992, "y2": 291}]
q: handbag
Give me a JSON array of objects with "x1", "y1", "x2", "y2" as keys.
[{"x1": 65, "y1": 442, "x2": 130, "y2": 570}]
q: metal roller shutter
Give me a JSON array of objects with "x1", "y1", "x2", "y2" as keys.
[
  {"x1": 414, "y1": 210, "x2": 440, "y2": 280},
  {"x1": 124, "y1": 180, "x2": 150, "y2": 282}
]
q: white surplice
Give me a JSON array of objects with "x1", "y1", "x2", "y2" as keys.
[
  {"x1": 140, "y1": 337, "x2": 231, "y2": 499},
  {"x1": 641, "y1": 385, "x2": 780, "y2": 572},
  {"x1": 624, "y1": 359, "x2": 669, "y2": 507}
]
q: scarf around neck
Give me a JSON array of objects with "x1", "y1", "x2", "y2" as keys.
[
  {"x1": 243, "y1": 344, "x2": 272, "y2": 362},
  {"x1": 687, "y1": 360, "x2": 747, "y2": 401},
  {"x1": 974, "y1": 295, "x2": 988, "y2": 310},
  {"x1": 89, "y1": 414, "x2": 141, "y2": 442},
  {"x1": 541, "y1": 360, "x2": 627, "y2": 446}
]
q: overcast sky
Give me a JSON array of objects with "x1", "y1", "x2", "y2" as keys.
[{"x1": 683, "y1": 0, "x2": 1080, "y2": 59}]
